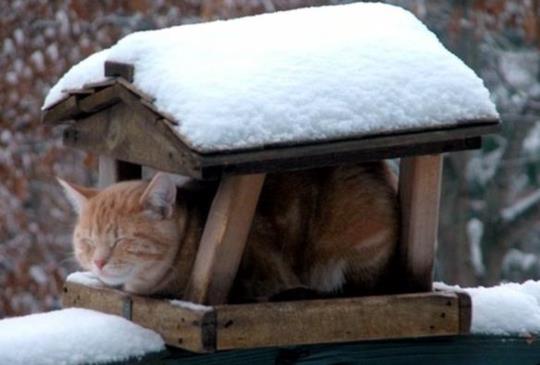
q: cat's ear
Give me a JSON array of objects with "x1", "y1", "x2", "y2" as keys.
[
  {"x1": 140, "y1": 173, "x2": 176, "y2": 219},
  {"x1": 57, "y1": 178, "x2": 98, "y2": 214}
]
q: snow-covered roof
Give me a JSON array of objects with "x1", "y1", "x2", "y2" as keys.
[
  {"x1": 43, "y1": 3, "x2": 498, "y2": 153},
  {"x1": 0, "y1": 308, "x2": 164, "y2": 365}
]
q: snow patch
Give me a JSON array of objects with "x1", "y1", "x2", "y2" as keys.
[
  {"x1": 0, "y1": 308, "x2": 165, "y2": 365},
  {"x1": 67, "y1": 271, "x2": 105, "y2": 288},
  {"x1": 467, "y1": 218, "x2": 485, "y2": 276},
  {"x1": 436, "y1": 281, "x2": 540, "y2": 336},
  {"x1": 501, "y1": 189, "x2": 540, "y2": 223},
  {"x1": 169, "y1": 299, "x2": 212, "y2": 312},
  {"x1": 43, "y1": 3, "x2": 498, "y2": 153}
]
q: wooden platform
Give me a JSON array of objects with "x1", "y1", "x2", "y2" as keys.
[{"x1": 63, "y1": 281, "x2": 471, "y2": 353}]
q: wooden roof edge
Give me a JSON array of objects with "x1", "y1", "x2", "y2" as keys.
[
  {"x1": 195, "y1": 122, "x2": 501, "y2": 179},
  {"x1": 199, "y1": 120, "x2": 501, "y2": 158}
]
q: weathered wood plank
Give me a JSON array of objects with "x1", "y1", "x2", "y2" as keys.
[
  {"x1": 398, "y1": 154, "x2": 443, "y2": 292},
  {"x1": 197, "y1": 124, "x2": 497, "y2": 179},
  {"x1": 42, "y1": 95, "x2": 79, "y2": 124},
  {"x1": 132, "y1": 297, "x2": 216, "y2": 352},
  {"x1": 62, "y1": 281, "x2": 128, "y2": 317},
  {"x1": 77, "y1": 85, "x2": 122, "y2": 114},
  {"x1": 184, "y1": 174, "x2": 266, "y2": 305},
  {"x1": 457, "y1": 292, "x2": 472, "y2": 334},
  {"x1": 63, "y1": 102, "x2": 201, "y2": 178},
  {"x1": 62, "y1": 281, "x2": 216, "y2": 352},
  {"x1": 215, "y1": 292, "x2": 463, "y2": 350},
  {"x1": 104, "y1": 61, "x2": 134, "y2": 82},
  {"x1": 116, "y1": 78, "x2": 155, "y2": 103}
]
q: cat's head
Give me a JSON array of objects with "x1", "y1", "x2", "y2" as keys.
[{"x1": 58, "y1": 173, "x2": 183, "y2": 293}]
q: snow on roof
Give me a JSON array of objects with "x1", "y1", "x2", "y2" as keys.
[
  {"x1": 0, "y1": 308, "x2": 164, "y2": 365},
  {"x1": 43, "y1": 3, "x2": 498, "y2": 153},
  {"x1": 436, "y1": 281, "x2": 540, "y2": 336}
]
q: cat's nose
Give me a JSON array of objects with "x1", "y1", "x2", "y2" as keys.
[{"x1": 94, "y1": 259, "x2": 106, "y2": 270}]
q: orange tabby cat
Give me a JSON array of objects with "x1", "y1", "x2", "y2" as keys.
[{"x1": 59, "y1": 162, "x2": 399, "y2": 301}]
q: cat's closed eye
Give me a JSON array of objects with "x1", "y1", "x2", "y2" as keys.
[
  {"x1": 112, "y1": 237, "x2": 132, "y2": 248},
  {"x1": 80, "y1": 238, "x2": 95, "y2": 247}
]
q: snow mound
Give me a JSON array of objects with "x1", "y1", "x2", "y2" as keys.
[
  {"x1": 436, "y1": 281, "x2": 540, "y2": 336},
  {"x1": 0, "y1": 308, "x2": 165, "y2": 365},
  {"x1": 43, "y1": 3, "x2": 498, "y2": 153}
]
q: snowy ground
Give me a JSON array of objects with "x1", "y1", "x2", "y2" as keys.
[{"x1": 0, "y1": 308, "x2": 164, "y2": 365}]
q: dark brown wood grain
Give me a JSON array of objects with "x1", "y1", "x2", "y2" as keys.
[{"x1": 104, "y1": 61, "x2": 134, "y2": 82}]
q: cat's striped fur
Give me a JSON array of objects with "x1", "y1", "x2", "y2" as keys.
[{"x1": 59, "y1": 162, "x2": 399, "y2": 301}]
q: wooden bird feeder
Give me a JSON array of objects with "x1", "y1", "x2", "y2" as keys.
[{"x1": 43, "y1": 60, "x2": 499, "y2": 352}]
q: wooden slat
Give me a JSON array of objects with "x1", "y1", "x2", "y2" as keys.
[
  {"x1": 62, "y1": 281, "x2": 216, "y2": 352},
  {"x1": 116, "y1": 78, "x2": 155, "y2": 103},
  {"x1": 77, "y1": 85, "x2": 122, "y2": 113},
  {"x1": 398, "y1": 154, "x2": 443, "y2": 292},
  {"x1": 197, "y1": 124, "x2": 497, "y2": 179},
  {"x1": 131, "y1": 296, "x2": 216, "y2": 352},
  {"x1": 62, "y1": 88, "x2": 94, "y2": 96},
  {"x1": 104, "y1": 61, "x2": 134, "y2": 82},
  {"x1": 457, "y1": 292, "x2": 472, "y2": 334},
  {"x1": 184, "y1": 174, "x2": 266, "y2": 305},
  {"x1": 63, "y1": 281, "x2": 129, "y2": 317},
  {"x1": 42, "y1": 95, "x2": 79, "y2": 124},
  {"x1": 215, "y1": 292, "x2": 463, "y2": 350}
]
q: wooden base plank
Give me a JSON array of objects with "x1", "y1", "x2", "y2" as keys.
[
  {"x1": 62, "y1": 281, "x2": 470, "y2": 353},
  {"x1": 215, "y1": 292, "x2": 461, "y2": 350}
]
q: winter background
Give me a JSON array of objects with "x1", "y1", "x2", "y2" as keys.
[{"x1": 1, "y1": 0, "x2": 539, "y2": 318}]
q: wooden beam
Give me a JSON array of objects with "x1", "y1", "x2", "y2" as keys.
[
  {"x1": 41, "y1": 95, "x2": 79, "y2": 124},
  {"x1": 98, "y1": 156, "x2": 142, "y2": 188},
  {"x1": 398, "y1": 154, "x2": 443, "y2": 292},
  {"x1": 183, "y1": 174, "x2": 266, "y2": 305},
  {"x1": 104, "y1": 61, "x2": 134, "y2": 82},
  {"x1": 197, "y1": 124, "x2": 496, "y2": 179},
  {"x1": 131, "y1": 296, "x2": 216, "y2": 352},
  {"x1": 215, "y1": 292, "x2": 464, "y2": 350}
]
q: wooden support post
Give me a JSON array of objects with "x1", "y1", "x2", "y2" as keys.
[
  {"x1": 98, "y1": 156, "x2": 142, "y2": 188},
  {"x1": 184, "y1": 174, "x2": 266, "y2": 305},
  {"x1": 398, "y1": 154, "x2": 443, "y2": 292}
]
